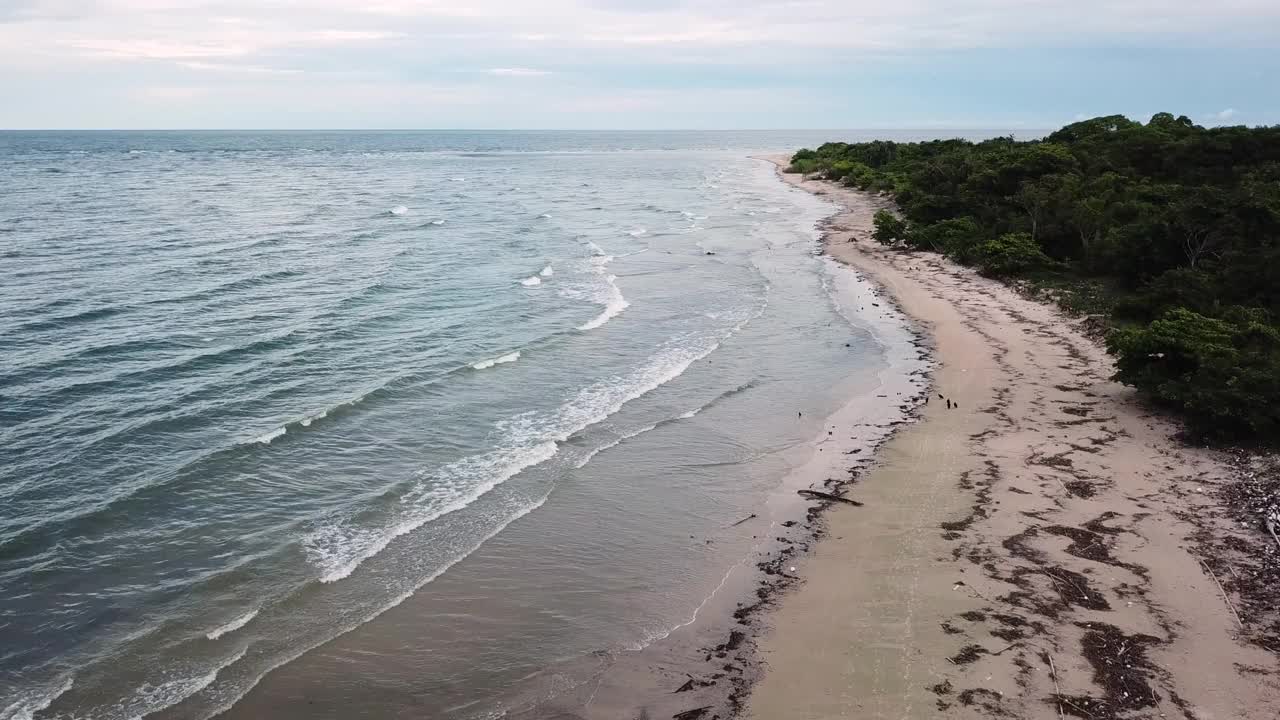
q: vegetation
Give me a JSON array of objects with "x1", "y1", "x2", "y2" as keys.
[{"x1": 790, "y1": 114, "x2": 1280, "y2": 443}]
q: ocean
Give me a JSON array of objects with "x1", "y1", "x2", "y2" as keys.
[{"x1": 0, "y1": 130, "x2": 975, "y2": 719}]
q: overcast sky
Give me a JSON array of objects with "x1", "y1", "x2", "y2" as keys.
[{"x1": 2, "y1": 0, "x2": 1277, "y2": 129}]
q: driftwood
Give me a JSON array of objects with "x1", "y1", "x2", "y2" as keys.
[
  {"x1": 673, "y1": 706, "x2": 712, "y2": 720},
  {"x1": 797, "y1": 489, "x2": 864, "y2": 506},
  {"x1": 728, "y1": 513, "x2": 757, "y2": 528},
  {"x1": 1045, "y1": 652, "x2": 1065, "y2": 720},
  {"x1": 1199, "y1": 559, "x2": 1244, "y2": 629}
]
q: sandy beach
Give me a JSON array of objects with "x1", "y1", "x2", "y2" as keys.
[{"x1": 744, "y1": 158, "x2": 1280, "y2": 719}]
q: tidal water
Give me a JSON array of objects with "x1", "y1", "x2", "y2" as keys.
[{"x1": 0, "y1": 131, "x2": 986, "y2": 719}]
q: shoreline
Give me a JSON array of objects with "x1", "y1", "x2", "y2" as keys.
[{"x1": 740, "y1": 158, "x2": 1280, "y2": 718}]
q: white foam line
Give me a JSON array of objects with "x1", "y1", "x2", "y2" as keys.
[
  {"x1": 577, "y1": 274, "x2": 628, "y2": 331},
  {"x1": 254, "y1": 427, "x2": 285, "y2": 445},
  {"x1": 573, "y1": 423, "x2": 657, "y2": 469},
  {"x1": 1, "y1": 676, "x2": 73, "y2": 720},
  {"x1": 314, "y1": 441, "x2": 558, "y2": 583},
  {"x1": 203, "y1": 496, "x2": 549, "y2": 720},
  {"x1": 206, "y1": 609, "x2": 259, "y2": 640},
  {"x1": 308, "y1": 301, "x2": 763, "y2": 587},
  {"x1": 472, "y1": 351, "x2": 521, "y2": 371},
  {"x1": 624, "y1": 554, "x2": 750, "y2": 653},
  {"x1": 131, "y1": 648, "x2": 247, "y2": 720}
]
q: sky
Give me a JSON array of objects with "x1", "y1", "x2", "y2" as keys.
[{"x1": 1, "y1": 0, "x2": 1278, "y2": 129}]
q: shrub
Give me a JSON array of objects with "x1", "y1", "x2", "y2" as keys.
[
  {"x1": 908, "y1": 217, "x2": 983, "y2": 258},
  {"x1": 872, "y1": 210, "x2": 908, "y2": 246},
  {"x1": 786, "y1": 157, "x2": 822, "y2": 174},
  {"x1": 972, "y1": 232, "x2": 1053, "y2": 276},
  {"x1": 1107, "y1": 308, "x2": 1280, "y2": 441}
]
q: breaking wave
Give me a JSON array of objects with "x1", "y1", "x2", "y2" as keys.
[{"x1": 472, "y1": 351, "x2": 521, "y2": 370}]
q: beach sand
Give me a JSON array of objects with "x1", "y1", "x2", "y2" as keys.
[{"x1": 745, "y1": 158, "x2": 1280, "y2": 719}]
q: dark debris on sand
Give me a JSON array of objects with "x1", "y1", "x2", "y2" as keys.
[
  {"x1": 1054, "y1": 622, "x2": 1162, "y2": 718},
  {"x1": 1209, "y1": 451, "x2": 1280, "y2": 653}
]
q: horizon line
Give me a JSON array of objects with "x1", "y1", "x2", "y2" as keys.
[{"x1": 0, "y1": 127, "x2": 1053, "y2": 133}]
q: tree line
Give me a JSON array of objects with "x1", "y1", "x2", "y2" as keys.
[{"x1": 789, "y1": 113, "x2": 1280, "y2": 443}]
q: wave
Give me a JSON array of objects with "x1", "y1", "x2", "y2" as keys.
[
  {"x1": 389, "y1": 206, "x2": 409, "y2": 216},
  {"x1": 538, "y1": 213, "x2": 551, "y2": 219},
  {"x1": 302, "y1": 323, "x2": 748, "y2": 585},
  {"x1": 573, "y1": 381, "x2": 755, "y2": 469},
  {"x1": 206, "y1": 609, "x2": 258, "y2": 640},
  {"x1": 254, "y1": 427, "x2": 286, "y2": 445},
  {"x1": 472, "y1": 351, "x2": 521, "y2": 370},
  {"x1": 305, "y1": 441, "x2": 559, "y2": 583},
  {"x1": 573, "y1": 423, "x2": 658, "y2": 469},
  {"x1": 1, "y1": 676, "x2": 73, "y2": 720},
  {"x1": 201, "y1": 495, "x2": 551, "y2": 720},
  {"x1": 116, "y1": 648, "x2": 247, "y2": 719},
  {"x1": 539, "y1": 265, "x2": 554, "y2": 278},
  {"x1": 577, "y1": 273, "x2": 628, "y2": 331},
  {"x1": 520, "y1": 276, "x2": 542, "y2": 287},
  {"x1": 628, "y1": 228, "x2": 647, "y2": 237},
  {"x1": 586, "y1": 241, "x2": 606, "y2": 256}
]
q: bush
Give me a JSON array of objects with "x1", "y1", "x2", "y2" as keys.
[
  {"x1": 909, "y1": 217, "x2": 982, "y2": 258},
  {"x1": 786, "y1": 157, "x2": 822, "y2": 174},
  {"x1": 972, "y1": 232, "x2": 1053, "y2": 276},
  {"x1": 1107, "y1": 308, "x2": 1280, "y2": 441},
  {"x1": 872, "y1": 210, "x2": 908, "y2": 246},
  {"x1": 1113, "y1": 267, "x2": 1219, "y2": 322}
]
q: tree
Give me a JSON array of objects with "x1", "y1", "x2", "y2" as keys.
[
  {"x1": 972, "y1": 233, "x2": 1053, "y2": 276},
  {"x1": 1108, "y1": 308, "x2": 1280, "y2": 440},
  {"x1": 1169, "y1": 189, "x2": 1228, "y2": 269},
  {"x1": 872, "y1": 210, "x2": 908, "y2": 246},
  {"x1": 910, "y1": 217, "x2": 982, "y2": 259},
  {"x1": 785, "y1": 113, "x2": 1280, "y2": 442}
]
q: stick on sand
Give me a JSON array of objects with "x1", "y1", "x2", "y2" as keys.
[
  {"x1": 1045, "y1": 652, "x2": 1065, "y2": 720},
  {"x1": 1199, "y1": 559, "x2": 1243, "y2": 629}
]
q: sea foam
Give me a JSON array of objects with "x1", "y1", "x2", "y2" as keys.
[
  {"x1": 472, "y1": 351, "x2": 521, "y2": 370},
  {"x1": 520, "y1": 276, "x2": 542, "y2": 287},
  {"x1": 254, "y1": 427, "x2": 286, "y2": 445},
  {"x1": 577, "y1": 272, "x2": 628, "y2": 331},
  {"x1": 302, "y1": 324, "x2": 747, "y2": 585},
  {"x1": 389, "y1": 206, "x2": 409, "y2": 216},
  {"x1": 305, "y1": 441, "x2": 559, "y2": 583},
  {"x1": 2, "y1": 677, "x2": 73, "y2": 720},
  {"x1": 206, "y1": 609, "x2": 258, "y2": 640}
]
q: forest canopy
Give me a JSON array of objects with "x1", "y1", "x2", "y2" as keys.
[{"x1": 790, "y1": 114, "x2": 1280, "y2": 443}]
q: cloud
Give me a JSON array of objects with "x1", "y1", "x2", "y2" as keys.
[
  {"x1": 488, "y1": 67, "x2": 552, "y2": 77},
  {"x1": 1, "y1": 1, "x2": 1278, "y2": 127},
  {"x1": 177, "y1": 61, "x2": 302, "y2": 75},
  {"x1": 1215, "y1": 108, "x2": 1237, "y2": 120}
]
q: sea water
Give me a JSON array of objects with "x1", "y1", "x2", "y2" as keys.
[{"x1": 0, "y1": 130, "x2": 984, "y2": 719}]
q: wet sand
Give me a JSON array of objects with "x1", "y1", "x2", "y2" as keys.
[{"x1": 746, "y1": 158, "x2": 1280, "y2": 719}]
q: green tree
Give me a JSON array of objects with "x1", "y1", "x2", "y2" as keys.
[
  {"x1": 872, "y1": 210, "x2": 908, "y2": 246},
  {"x1": 1108, "y1": 308, "x2": 1280, "y2": 440},
  {"x1": 972, "y1": 232, "x2": 1053, "y2": 276}
]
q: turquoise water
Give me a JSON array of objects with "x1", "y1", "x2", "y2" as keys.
[{"x1": 0, "y1": 131, "x2": 979, "y2": 719}]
